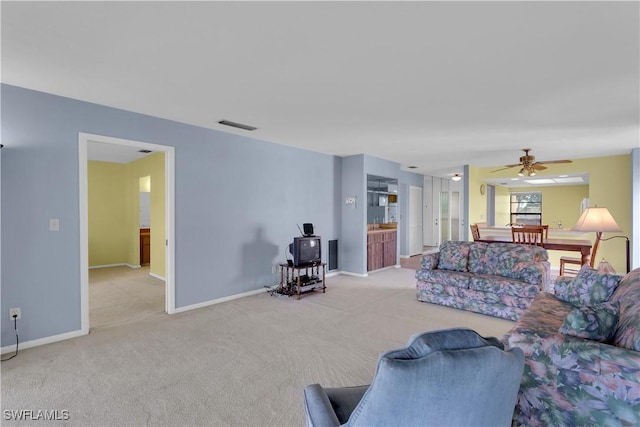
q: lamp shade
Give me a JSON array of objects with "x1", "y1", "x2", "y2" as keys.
[
  {"x1": 451, "y1": 174, "x2": 462, "y2": 181},
  {"x1": 572, "y1": 207, "x2": 622, "y2": 232}
]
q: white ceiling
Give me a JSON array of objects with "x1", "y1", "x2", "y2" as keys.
[
  {"x1": 2, "y1": 1, "x2": 638, "y2": 177},
  {"x1": 87, "y1": 141, "x2": 154, "y2": 164}
]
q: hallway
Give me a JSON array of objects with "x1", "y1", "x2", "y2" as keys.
[{"x1": 89, "y1": 266, "x2": 165, "y2": 331}]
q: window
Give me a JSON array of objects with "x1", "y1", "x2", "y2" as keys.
[{"x1": 510, "y1": 192, "x2": 542, "y2": 225}]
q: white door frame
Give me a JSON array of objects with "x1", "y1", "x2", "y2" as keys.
[
  {"x1": 78, "y1": 132, "x2": 176, "y2": 335},
  {"x1": 409, "y1": 185, "x2": 423, "y2": 255}
]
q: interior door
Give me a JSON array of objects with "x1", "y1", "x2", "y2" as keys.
[
  {"x1": 439, "y1": 178, "x2": 450, "y2": 243},
  {"x1": 451, "y1": 190, "x2": 460, "y2": 241},
  {"x1": 409, "y1": 185, "x2": 423, "y2": 255},
  {"x1": 440, "y1": 190, "x2": 450, "y2": 243}
]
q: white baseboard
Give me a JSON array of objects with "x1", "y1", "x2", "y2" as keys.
[
  {"x1": 149, "y1": 272, "x2": 166, "y2": 281},
  {"x1": 173, "y1": 288, "x2": 266, "y2": 314},
  {"x1": 1, "y1": 328, "x2": 87, "y2": 355},
  {"x1": 339, "y1": 271, "x2": 369, "y2": 278},
  {"x1": 0, "y1": 271, "x2": 360, "y2": 353},
  {"x1": 89, "y1": 263, "x2": 140, "y2": 269}
]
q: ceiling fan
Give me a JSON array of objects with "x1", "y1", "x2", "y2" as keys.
[{"x1": 491, "y1": 148, "x2": 572, "y2": 177}]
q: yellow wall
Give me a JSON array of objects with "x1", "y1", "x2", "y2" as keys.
[
  {"x1": 88, "y1": 161, "x2": 128, "y2": 266},
  {"x1": 495, "y1": 185, "x2": 511, "y2": 227},
  {"x1": 126, "y1": 152, "x2": 166, "y2": 278},
  {"x1": 87, "y1": 153, "x2": 166, "y2": 278},
  {"x1": 473, "y1": 154, "x2": 632, "y2": 272},
  {"x1": 509, "y1": 185, "x2": 589, "y2": 228},
  {"x1": 467, "y1": 166, "x2": 509, "y2": 229}
]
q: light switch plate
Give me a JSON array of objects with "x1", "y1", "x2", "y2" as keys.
[{"x1": 49, "y1": 218, "x2": 60, "y2": 231}]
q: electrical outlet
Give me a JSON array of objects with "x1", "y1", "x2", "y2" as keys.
[{"x1": 9, "y1": 308, "x2": 21, "y2": 320}]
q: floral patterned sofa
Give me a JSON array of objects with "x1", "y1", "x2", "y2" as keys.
[
  {"x1": 415, "y1": 241, "x2": 550, "y2": 321},
  {"x1": 504, "y1": 265, "x2": 640, "y2": 426}
]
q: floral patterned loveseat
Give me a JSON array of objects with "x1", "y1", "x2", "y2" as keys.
[
  {"x1": 415, "y1": 241, "x2": 550, "y2": 321},
  {"x1": 504, "y1": 266, "x2": 640, "y2": 426}
]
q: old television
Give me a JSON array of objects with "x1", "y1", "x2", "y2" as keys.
[{"x1": 288, "y1": 236, "x2": 322, "y2": 267}]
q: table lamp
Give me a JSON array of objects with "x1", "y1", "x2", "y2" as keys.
[{"x1": 572, "y1": 207, "x2": 630, "y2": 273}]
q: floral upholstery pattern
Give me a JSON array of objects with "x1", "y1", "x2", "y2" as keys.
[
  {"x1": 415, "y1": 269, "x2": 471, "y2": 288},
  {"x1": 559, "y1": 301, "x2": 619, "y2": 342},
  {"x1": 555, "y1": 264, "x2": 622, "y2": 306},
  {"x1": 420, "y1": 252, "x2": 439, "y2": 270},
  {"x1": 610, "y1": 268, "x2": 640, "y2": 352},
  {"x1": 504, "y1": 270, "x2": 640, "y2": 426},
  {"x1": 482, "y1": 244, "x2": 549, "y2": 284},
  {"x1": 416, "y1": 241, "x2": 550, "y2": 321},
  {"x1": 437, "y1": 241, "x2": 472, "y2": 272}
]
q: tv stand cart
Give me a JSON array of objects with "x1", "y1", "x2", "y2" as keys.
[{"x1": 278, "y1": 262, "x2": 326, "y2": 300}]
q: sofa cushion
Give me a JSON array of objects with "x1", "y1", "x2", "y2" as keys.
[
  {"x1": 459, "y1": 287, "x2": 534, "y2": 310},
  {"x1": 559, "y1": 301, "x2": 619, "y2": 342},
  {"x1": 437, "y1": 241, "x2": 472, "y2": 272},
  {"x1": 466, "y1": 242, "x2": 489, "y2": 274},
  {"x1": 555, "y1": 265, "x2": 622, "y2": 306},
  {"x1": 468, "y1": 275, "x2": 540, "y2": 299},
  {"x1": 416, "y1": 269, "x2": 471, "y2": 289},
  {"x1": 482, "y1": 243, "x2": 548, "y2": 281},
  {"x1": 610, "y1": 268, "x2": 640, "y2": 351}
]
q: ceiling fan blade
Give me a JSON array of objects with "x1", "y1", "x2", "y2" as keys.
[
  {"x1": 491, "y1": 165, "x2": 519, "y2": 173},
  {"x1": 537, "y1": 159, "x2": 572, "y2": 165},
  {"x1": 532, "y1": 164, "x2": 547, "y2": 170}
]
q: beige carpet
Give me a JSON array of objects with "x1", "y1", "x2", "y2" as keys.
[
  {"x1": 89, "y1": 266, "x2": 165, "y2": 331},
  {"x1": 1, "y1": 268, "x2": 514, "y2": 426}
]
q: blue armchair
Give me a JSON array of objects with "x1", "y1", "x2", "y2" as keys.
[{"x1": 303, "y1": 328, "x2": 524, "y2": 427}]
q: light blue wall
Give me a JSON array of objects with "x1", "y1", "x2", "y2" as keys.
[
  {"x1": 339, "y1": 154, "x2": 422, "y2": 275},
  {"x1": 398, "y1": 170, "x2": 424, "y2": 256},
  {"x1": 1, "y1": 84, "x2": 343, "y2": 346},
  {"x1": 340, "y1": 155, "x2": 366, "y2": 274}
]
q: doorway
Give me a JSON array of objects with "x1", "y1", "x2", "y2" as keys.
[
  {"x1": 409, "y1": 185, "x2": 423, "y2": 255},
  {"x1": 79, "y1": 133, "x2": 175, "y2": 335}
]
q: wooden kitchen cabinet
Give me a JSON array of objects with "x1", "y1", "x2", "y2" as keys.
[
  {"x1": 140, "y1": 228, "x2": 151, "y2": 266},
  {"x1": 367, "y1": 229, "x2": 397, "y2": 271}
]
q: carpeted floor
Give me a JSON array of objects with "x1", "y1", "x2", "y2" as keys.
[
  {"x1": 1, "y1": 268, "x2": 514, "y2": 426},
  {"x1": 89, "y1": 266, "x2": 165, "y2": 331}
]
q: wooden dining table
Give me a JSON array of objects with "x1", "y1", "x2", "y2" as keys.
[{"x1": 477, "y1": 235, "x2": 593, "y2": 265}]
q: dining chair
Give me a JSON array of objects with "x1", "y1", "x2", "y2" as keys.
[
  {"x1": 511, "y1": 226, "x2": 545, "y2": 246},
  {"x1": 540, "y1": 224, "x2": 549, "y2": 240},
  {"x1": 559, "y1": 255, "x2": 583, "y2": 276},
  {"x1": 470, "y1": 224, "x2": 481, "y2": 241}
]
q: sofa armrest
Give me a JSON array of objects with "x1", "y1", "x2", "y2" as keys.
[
  {"x1": 303, "y1": 384, "x2": 341, "y2": 427},
  {"x1": 420, "y1": 252, "x2": 439, "y2": 270}
]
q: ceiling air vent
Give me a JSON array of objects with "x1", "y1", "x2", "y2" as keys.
[{"x1": 218, "y1": 120, "x2": 257, "y2": 131}]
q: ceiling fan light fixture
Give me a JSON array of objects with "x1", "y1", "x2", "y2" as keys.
[
  {"x1": 491, "y1": 149, "x2": 573, "y2": 178},
  {"x1": 451, "y1": 173, "x2": 462, "y2": 181}
]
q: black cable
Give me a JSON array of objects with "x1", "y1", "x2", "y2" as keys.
[{"x1": 1, "y1": 316, "x2": 19, "y2": 362}]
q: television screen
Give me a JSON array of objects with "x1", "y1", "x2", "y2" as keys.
[{"x1": 290, "y1": 236, "x2": 321, "y2": 267}]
